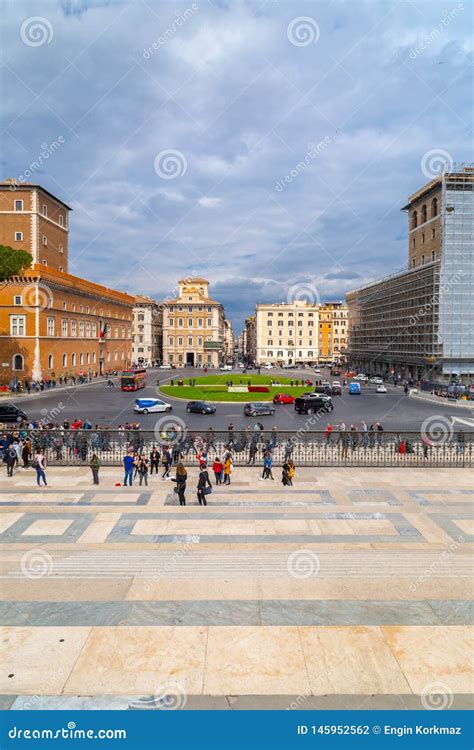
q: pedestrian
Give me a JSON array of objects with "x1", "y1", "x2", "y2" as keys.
[
  {"x1": 21, "y1": 438, "x2": 32, "y2": 468},
  {"x1": 162, "y1": 447, "x2": 172, "y2": 479},
  {"x1": 247, "y1": 437, "x2": 258, "y2": 465},
  {"x1": 172, "y1": 462, "x2": 187, "y2": 505},
  {"x1": 284, "y1": 438, "x2": 293, "y2": 462},
  {"x1": 34, "y1": 451, "x2": 47, "y2": 486},
  {"x1": 361, "y1": 421, "x2": 368, "y2": 447},
  {"x1": 341, "y1": 431, "x2": 350, "y2": 460},
  {"x1": 261, "y1": 450, "x2": 274, "y2": 480},
  {"x1": 287, "y1": 459, "x2": 295, "y2": 484},
  {"x1": 123, "y1": 451, "x2": 134, "y2": 486},
  {"x1": 149, "y1": 446, "x2": 160, "y2": 474},
  {"x1": 89, "y1": 453, "x2": 100, "y2": 484},
  {"x1": 282, "y1": 461, "x2": 291, "y2": 485},
  {"x1": 212, "y1": 457, "x2": 224, "y2": 485},
  {"x1": 457, "y1": 431, "x2": 465, "y2": 455},
  {"x1": 5, "y1": 446, "x2": 16, "y2": 477},
  {"x1": 422, "y1": 435, "x2": 432, "y2": 459},
  {"x1": 197, "y1": 462, "x2": 212, "y2": 505},
  {"x1": 132, "y1": 451, "x2": 140, "y2": 479},
  {"x1": 138, "y1": 454, "x2": 149, "y2": 486},
  {"x1": 325, "y1": 423, "x2": 333, "y2": 444},
  {"x1": 223, "y1": 453, "x2": 233, "y2": 485}
]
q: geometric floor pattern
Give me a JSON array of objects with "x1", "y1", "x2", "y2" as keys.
[{"x1": 1, "y1": 465, "x2": 473, "y2": 710}]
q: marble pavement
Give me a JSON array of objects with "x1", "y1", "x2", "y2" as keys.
[{"x1": 0, "y1": 465, "x2": 472, "y2": 710}]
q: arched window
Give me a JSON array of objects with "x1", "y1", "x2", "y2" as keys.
[
  {"x1": 12, "y1": 354, "x2": 24, "y2": 370},
  {"x1": 411, "y1": 210, "x2": 417, "y2": 229},
  {"x1": 62, "y1": 354, "x2": 67, "y2": 367},
  {"x1": 71, "y1": 353, "x2": 76, "y2": 367},
  {"x1": 48, "y1": 354, "x2": 53, "y2": 369},
  {"x1": 431, "y1": 197, "x2": 438, "y2": 217},
  {"x1": 421, "y1": 204, "x2": 427, "y2": 223}
]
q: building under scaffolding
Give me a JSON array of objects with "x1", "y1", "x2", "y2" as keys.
[{"x1": 347, "y1": 164, "x2": 473, "y2": 382}]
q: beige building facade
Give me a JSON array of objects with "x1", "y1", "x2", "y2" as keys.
[
  {"x1": 255, "y1": 301, "x2": 319, "y2": 365},
  {"x1": 162, "y1": 278, "x2": 225, "y2": 368},
  {"x1": 132, "y1": 295, "x2": 163, "y2": 367}
]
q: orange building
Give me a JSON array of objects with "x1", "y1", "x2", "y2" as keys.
[
  {"x1": 318, "y1": 302, "x2": 348, "y2": 364},
  {"x1": 0, "y1": 179, "x2": 134, "y2": 384}
]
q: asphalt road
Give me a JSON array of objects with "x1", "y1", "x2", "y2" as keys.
[{"x1": 8, "y1": 366, "x2": 474, "y2": 432}]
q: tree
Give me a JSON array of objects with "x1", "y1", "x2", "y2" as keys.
[{"x1": 0, "y1": 245, "x2": 32, "y2": 281}]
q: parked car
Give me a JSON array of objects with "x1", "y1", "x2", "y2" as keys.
[
  {"x1": 263, "y1": 364, "x2": 274, "y2": 369},
  {"x1": 376, "y1": 385, "x2": 388, "y2": 393},
  {"x1": 314, "y1": 368, "x2": 321, "y2": 374},
  {"x1": 294, "y1": 395, "x2": 333, "y2": 414},
  {"x1": 354, "y1": 373, "x2": 368, "y2": 382},
  {"x1": 159, "y1": 364, "x2": 173, "y2": 369},
  {"x1": 369, "y1": 377, "x2": 383, "y2": 385},
  {"x1": 283, "y1": 364, "x2": 296, "y2": 369},
  {"x1": 0, "y1": 404, "x2": 27, "y2": 423},
  {"x1": 243, "y1": 402, "x2": 276, "y2": 417},
  {"x1": 186, "y1": 400, "x2": 216, "y2": 414},
  {"x1": 331, "y1": 384, "x2": 342, "y2": 396},
  {"x1": 273, "y1": 393, "x2": 295, "y2": 404},
  {"x1": 349, "y1": 382, "x2": 361, "y2": 395},
  {"x1": 313, "y1": 385, "x2": 333, "y2": 396},
  {"x1": 220, "y1": 365, "x2": 233, "y2": 371},
  {"x1": 133, "y1": 398, "x2": 172, "y2": 414}
]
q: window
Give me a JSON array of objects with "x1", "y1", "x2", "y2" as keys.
[
  {"x1": 267, "y1": 350, "x2": 273, "y2": 357},
  {"x1": 92, "y1": 323, "x2": 97, "y2": 337},
  {"x1": 178, "y1": 318, "x2": 183, "y2": 327},
  {"x1": 188, "y1": 336, "x2": 193, "y2": 345},
  {"x1": 62, "y1": 319, "x2": 68, "y2": 336},
  {"x1": 59, "y1": 215, "x2": 64, "y2": 227},
  {"x1": 207, "y1": 306, "x2": 212, "y2": 313},
  {"x1": 14, "y1": 200, "x2": 23, "y2": 211},
  {"x1": 178, "y1": 337, "x2": 183, "y2": 345},
  {"x1": 79, "y1": 321, "x2": 84, "y2": 336},
  {"x1": 71, "y1": 353, "x2": 76, "y2": 367},
  {"x1": 198, "y1": 318, "x2": 203, "y2": 327},
  {"x1": 86, "y1": 322, "x2": 91, "y2": 337},
  {"x1": 59, "y1": 266, "x2": 64, "y2": 272},
  {"x1": 207, "y1": 318, "x2": 212, "y2": 326},
  {"x1": 431, "y1": 197, "x2": 438, "y2": 217},
  {"x1": 114, "y1": 326, "x2": 118, "y2": 338},
  {"x1": 62, "y1": 353, "x2": 67, "y2": 367},
  {"x1": 71, "y1": 320, "x2": 76, "y2": 336},
  {"x1": 412, "y1": 238, "x2": 415, "y2": 250},
  {"x1": 13, "y1": 295, "x2": 22, "y2": 305},
  {"x1": 47, "y1": 317, "x2": 55, "y2": 336},
  {"x1": 12, "y1": 354, "x2": 24, "y2": 370},
  {"x1": 80, "y1": 353, "x2": 84, "y2": 365},
  {"x1": 59, "y1": 244, "x2": 64, "y2": 254},
  {"x1": 15, "y1": 232, "x2": 23, "y2": 241},
  {"x1": 42, "y1": 259, "x2": 47, "y2": 266},
  {"x1": 188, "y1": 318, "x2": 193, "y2": 327},
  {"x1": 421, "y1": 204, "x2": 427, "y2": 223},
  {"x1": 432, "y1": 250, "x2": 435, "y2": 261},
  {"x1": 412, "y1": 258, "x2": 416, "y2": 267},
  {"x1": 421, "y1": 254, "x2": 425, "y2": 265},
  {"x1": 198, "y1": 337, "x2": 203, "y2": 346},
  {"x1": 422, "y1": 233, "x2": 425, "y2": 244},
  {"x1": 86, "y1": 353, "x2": 90, "y2": 364},
  {"x1": 10, "y1": 315, "x2": 26, "y2": 336},
  {"x1": 43, "y1": 235, "x2": 47, "y2": 246},
  {"x1": 42, "y1": 204, "x2": 47, "y2": 217},
  {"x1": 48, "y1": 354, "x2": 53, "y2": 368},
  {"x1": 92, "y1": 352, "x2": 96, "y2": 364},
  {"x1": 86, "y1": 306, "x2": 89, "y2": 314},
  {"x1": 169, "y1": 337, "x2": 174, "y2": 345},
  {"x1": 411, "y1": 210, "x2": 417, "y2": 229}
]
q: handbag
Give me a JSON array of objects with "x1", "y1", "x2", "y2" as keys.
[{"x1": 203, "y1": 486, "x2": 213, "y2": 495}]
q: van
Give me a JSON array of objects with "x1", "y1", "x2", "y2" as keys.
[
  {"x1": 0, "y1": 404, "x2": 27, "y2": 423},
  {"x1": 349, "y1": 382, "x2": 361, "y2": 395},
  {"x1": 294, "y1": 395, "x2": 333, "y2": 414},
  {"x1": 133, "y1": 398, "x2": 172, "y2": 414}
]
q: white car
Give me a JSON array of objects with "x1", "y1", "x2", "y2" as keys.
[
  {"x1": 133, "y1": 398, "x2": 172, "y2": 414},
  {"x1": 263, "y1": 363, "x2": 273, "y2": 369},
  {"x1": 238, "y1": 363, "x2": 245, "y2": 368},
  {"x1": 369, "y1": 377, "x2": 383, "y2": 385},
  {"x1": 376, "y1": 385, "x2": 387, "y2": 393},
  {"x1": 159, "y1": 364, "x2": 173, "y2": 369},
  {"x1": 354, "y1": 374, "x2": 368, "y2": 382},
  {"x1": 220, "y1": 365, "x2": 233, "y2": 371},
  {"x1": 314, "y1": 368, "x2": 321, "y2": 374}
]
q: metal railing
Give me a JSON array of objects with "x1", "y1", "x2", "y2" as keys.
[{"x1": 3, "y1": 429, "x2": 473, "y2": 467}]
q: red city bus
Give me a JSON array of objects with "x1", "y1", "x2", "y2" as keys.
[{"x1": 121, "y1": 368, "x2": 147, "y2": 392}]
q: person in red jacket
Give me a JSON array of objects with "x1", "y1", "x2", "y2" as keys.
[{"x1": 212, "y1": 457, "x2": 223, "y2": 485}]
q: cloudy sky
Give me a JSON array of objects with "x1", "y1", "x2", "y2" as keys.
[{"x1": 2, "y1": 0, "x2": 472, "y2": 330}]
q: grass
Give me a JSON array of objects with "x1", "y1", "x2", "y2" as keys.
[{"x1": 160, "y1": 374, "x2": 315, "y2": 402}]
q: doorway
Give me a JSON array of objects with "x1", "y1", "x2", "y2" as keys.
[{"x1": 186, "y1": 352, "x2": 195, "y2": 367}]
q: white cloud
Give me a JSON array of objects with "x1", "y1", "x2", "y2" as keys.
[{"x1": 198, "y1": 196, "x2": 222, "y2": 208}]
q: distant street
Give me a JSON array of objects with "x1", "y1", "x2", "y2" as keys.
[{"x1": 9, "y1": 366, "x2": 474, "y2": 432}]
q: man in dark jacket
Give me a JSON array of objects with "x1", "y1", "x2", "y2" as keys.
[{"x1": 197, "y1": 463, "x2": 212, "y2": 506}]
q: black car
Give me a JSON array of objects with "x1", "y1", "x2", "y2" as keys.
[
  {"x1": 0, "y1": 404, "x2": 27, "y2": 423},
  {"x1": 243, "y1": 402, "x2": 276, "y2": 417},
  {"x1": 186, "y1": 401, "x2": 216, "y2": 415},
  {"x1": 331, "y1": 384, "x2": 342, "y2": 396},
  {"x1": 294, "y1": 395, "x2": 333, "y2": 414},
  {"x1": 313, "y1": 384, "x2": 333, "y2": 396}
]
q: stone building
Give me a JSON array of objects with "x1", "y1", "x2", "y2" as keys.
[{"x1": 132, "y1": 295, "x2": 163, "y2": 367}]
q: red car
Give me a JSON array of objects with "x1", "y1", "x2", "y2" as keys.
[{"x1": 273, "y1": 393, "x2": 295, "y2": 404}]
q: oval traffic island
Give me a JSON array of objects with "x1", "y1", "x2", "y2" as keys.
[{"x1": 159, "y1": 374, "x2": 315, "y2": 402}]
